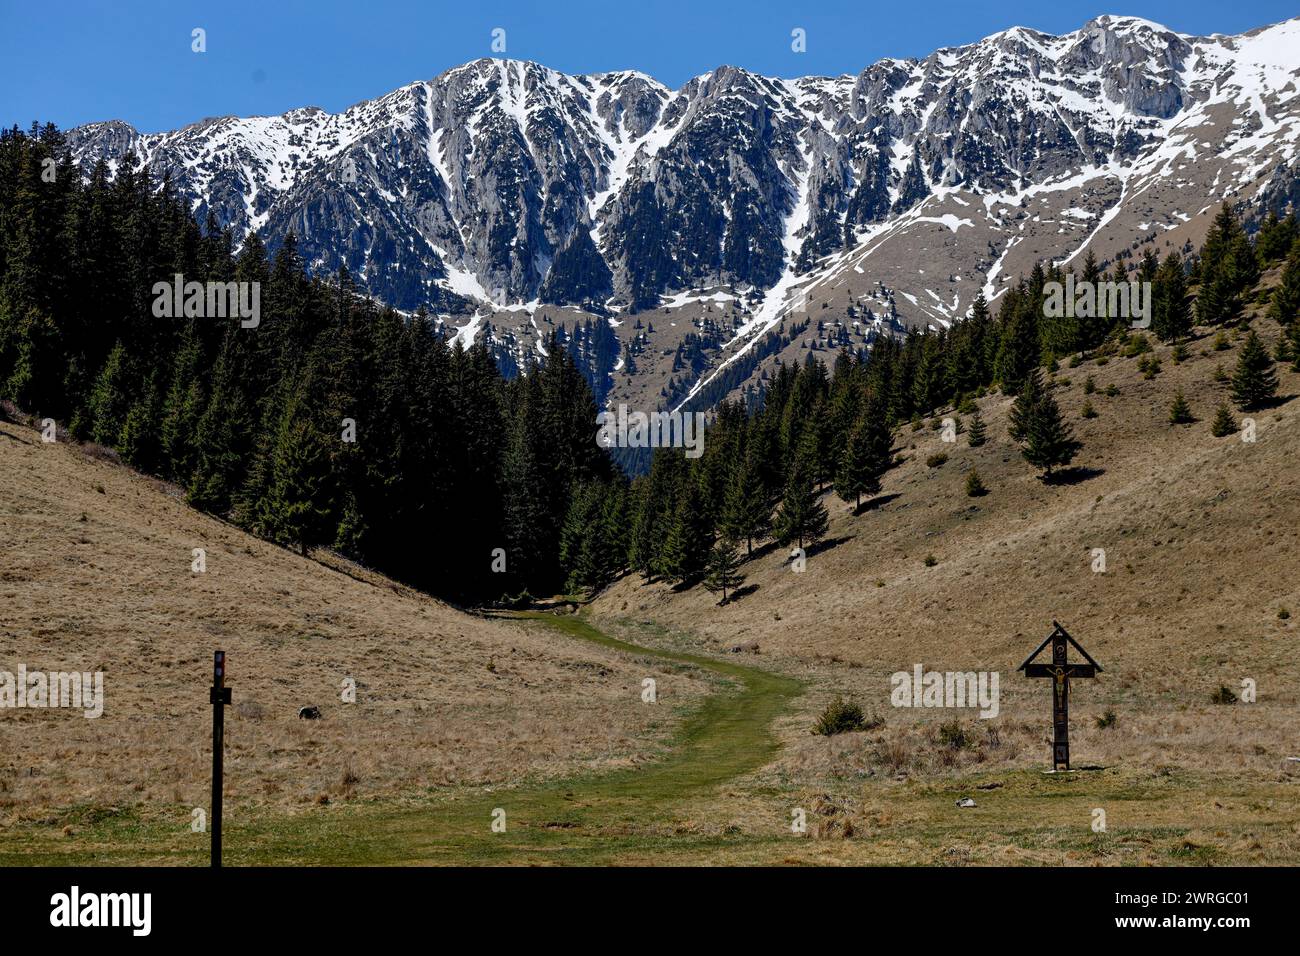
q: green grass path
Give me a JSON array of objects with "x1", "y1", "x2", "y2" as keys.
[
  {"x1": 2, "y1": 612, "x2": 804, "y2": 866},
  {"x1": 363, "y1": 612, "x2": 805, "y2": 864}
]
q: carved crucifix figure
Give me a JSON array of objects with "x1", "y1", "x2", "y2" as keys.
[{"x1": 1018, "y1": 622, "x2": 1102, "y2": 771}]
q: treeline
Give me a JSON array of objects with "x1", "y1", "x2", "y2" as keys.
[
  {"x1": 560, "y1": 201, "x2": 1300, "y2": 598},
  {"x1": 5, "y1": 120, "x2": 1299, "y2": 607},
  {"x1": 0, "y1": 123, "x2": 611, "y2": 603}
]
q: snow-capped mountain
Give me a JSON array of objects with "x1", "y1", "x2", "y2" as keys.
[{"x1": 69, "y1": 14, "x2": 1300, "y2": 410}]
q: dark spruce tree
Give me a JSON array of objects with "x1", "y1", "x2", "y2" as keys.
[
  {"x1": 1152, "y1": 252, "x2": 1191, "y2": 342},
  {"x1": 1268, "y1": 239, "x2": 1300, "y2": 345},
  {"x1": 721, "y1": 448, "x2": 770, "y2": 556},
  {"x1": 702, "y1": 536, "x2": 746, "y2": 605},
  {"x1": 560, "y1": 480, "x2": 626, "y2": 596},
  {"x1": 1008, "y1": 367, "x2": 1044, "y2": 443},
  {"x1": 966, "y1": 409, "x2": 987, "y2": 447},
  {"x1": 1254, "y1": 212, "x2": 1299, "y2": 265},
  {"x1": 1019, "y1": 382, "x2": 1081, "y2": 480},
  {"x1": 775, "y1": 457, "x2": 829, "y2": 551},
  {"x1": 836, "y1": 396, "x2": 891, "y2": 512},
  {"x1": 1210, "y1": 401, "x2": 1237, "y2": 437},
  {"x1": 659, "y1": 472, "x2": 713, "y2": 587},
  {"x1": 259, "y1": 417, "x2": 335, "y2": 556},
  {"x1": 1230, "y1": 330, "x2": 1278, "y2": 409},
  {"x1": 1196, "y1": 204, "x2": 1254, "y2": 326},
  {"x1": 993, "y1": 286, "x2": 1040, "y2": 395}
]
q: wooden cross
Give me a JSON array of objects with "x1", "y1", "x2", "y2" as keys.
[{"x1": 1017, "y1": 622, "x2": 1102, "y2": 771}]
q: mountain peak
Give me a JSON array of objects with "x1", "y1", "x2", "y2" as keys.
[
  {"x1": 63, "y1": 11, "x2": 1300, "y2": 371},
  {"x1": 1084, "y1": 13, "x2": 1176, "y2": 34}
]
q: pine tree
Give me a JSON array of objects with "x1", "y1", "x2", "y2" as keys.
[
  {"x1": 1228, "y1": 230, "x2": 1259, "y2": 293},
  {"x1": 159, "y1": 325, "x2": 206, "y2": 484},
  {"x1": 1230, "y1": 330, "x2": 1278, "y2": 409},
  {"x1": 1018, "y1": 382, "x2": 1081, "y2": 479},
  {"x1": 561, "y1": 481, "x2": 625, "y2": 595},
  {"x1": 775, "y1": 458, "x2": 829, "y2": 550},
  {"x1": 3, "y1": 307, "x2": 62, "y2": 417},
  {"x1": 966, "y1": 409, "x2": 987, "y2": 447},
  {"x1": 259, "y1": 419, "x2": 334, "y2": 556},
  {"x1": 1210, "y1": 401, "x2": 1237, "y2": 437},
  {"x1": 702, "y1": 536, "x2": 746, "y2": 605},
  {"x1": 84, "y1": 340, "x2": 131, "y2": 445},
  {"x1": 1138, "y1": 247, "x2": 1160, "y2": 285},
  {"x1": 1199, "y1": 203, "x2": 1240, "y2": 276},
  {"x1": 1041, "y1": 273, "x2": 1081, "y2": 360},
  {"x1": 1078, "y1": 251, "x2": 1107, "y2": 349},
  {"x1": 659, "y1": 475, "x2": 712, "y2": 586},
  {"x1": 1255, "y1": 212, "x2": 1298, "y2": 265},
  {"x1": 1268, "y1": 239, "x2": 1300, "y2": 334},
  {"x1": 721, "y1": 449, "x2": 770, "y2": 555},
  {"x1": 836, "y1": 404, "x2": 891, "y2": 511},
  {"x1": 628, "y1": 477, "x2": 660, "y2": 582},
  {"x1": 560, "y1": 483, "x2": 603, "y2": 594},
  {"x1": 1196, "y1": 266, "x2": 1240, "y2": 326},
  {"x1": 993, "y1": 290, "x2": 1040, "y2": 394},
  {"x1": 500, "y1": 383, "x2": 554, "y2": 592},
  {"x1": 1008, "y1": 367, "x2": 1044, "y2": 442},
  {"x1": 964, "y1": 468, "x2": 987, "y2": 497},
  {"x1": 1168, "y1": 389, "x2": 1193, "y2": 425},
  {"x1": 118, "y1": 373, "x2": 163, "y2": 470},
  {"x1": 1106, "y1": 261, "x2": 1129, "y2": 333},
  {"x1": 188, "y1": 339, "x2": 255, "y2": 514},
  {"x1": 797, "y1": 399, "x2": 835, "y2": 491},
  {"x1": 1152, "y1": 252, "x2": 1191, "y2": 342},
  {"x1": 593, "y1": 482, "x2": 628, "y2": 588},
  {"x1": 1196, "y1": 204, "x2": 1252, "y2": 326}
]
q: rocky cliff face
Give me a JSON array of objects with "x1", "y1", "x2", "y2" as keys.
[{"x1": 67, "y1": 15, "x2": 1300, "y2": 410}]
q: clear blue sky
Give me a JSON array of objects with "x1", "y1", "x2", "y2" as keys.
[{"x1": 2, "y1": 0, "x2": 1294, "y2": 133}]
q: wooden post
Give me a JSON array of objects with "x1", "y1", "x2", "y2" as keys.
[{"x1": 209, "y1": 650, "x2": 231, "y2": 867}]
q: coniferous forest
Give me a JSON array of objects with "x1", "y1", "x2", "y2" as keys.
[
  {"x1": 0, "y1": 124, "x2": 612, "y2": 603},
  {"x1": 3, "y1": 123, "x2": 1299, "y2": 606}
]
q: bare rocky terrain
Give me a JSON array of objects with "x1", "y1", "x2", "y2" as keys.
[{"x1": 66, "y1": 16, "x2": 1300, "y2": 424}]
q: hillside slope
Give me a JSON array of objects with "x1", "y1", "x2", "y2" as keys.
[
  {"x1": 592, "y1": 306, "x2": 1300, "y2": 779},
  {"x1": 0, "y1": 422, "x2": 709, "y2": 818}
]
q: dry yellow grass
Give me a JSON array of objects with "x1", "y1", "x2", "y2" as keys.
[
  {"x1": 0, "y1": 422, "x2": 709, "y2": 820},
  {"x1": 594, "y1": 316, "x2": 1300, "y2": 785},
  {"x1": 3, "y1": 311, "x2": 1298, "y2": 866}
]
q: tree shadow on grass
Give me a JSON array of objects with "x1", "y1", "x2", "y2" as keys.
[
  {"x1": 745, "y1": 540, "x2": 782, "y2": 563},
  {"x1": 807, "y1": 534, "x2": 854, "y2": 559},
  {"x1": 1043, "y1": 465, "x2": 1105, "y2": 486},
  {"x1": 852, "y1": 492, "x2": 900, "y2": 516},
  {"x1": 719, "y1": 584, "x2": 759, "y2": 605},
  {"x1": 1244, "y1": 392, "x2": 1298, "y2": 412}
]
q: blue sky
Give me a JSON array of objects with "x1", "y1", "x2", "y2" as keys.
[{"x1": 2, "y1": 0, "x2": 1295, "y2": 132}]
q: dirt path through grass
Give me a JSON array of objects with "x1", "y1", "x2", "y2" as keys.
[
  {"x1": 359, "y1": 611, "x2": 804, "y2": 864},
  {"x1": 233, "y1": 611, "x2": 805, "y2": 864},
  {"x1": 10, "y1": 614, "x2": 1300, "y2": 865},
  {"x1": 2, "y1": 612, "x2": 804, "y2": 865}
]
